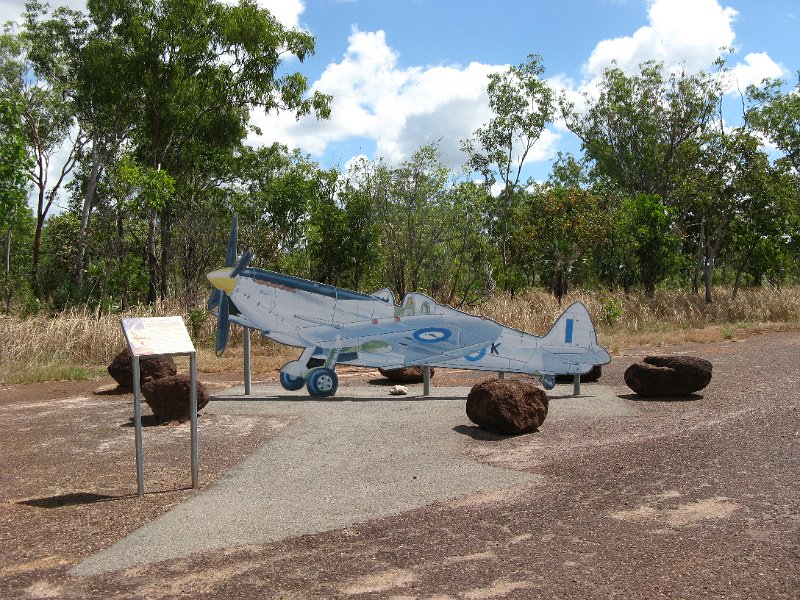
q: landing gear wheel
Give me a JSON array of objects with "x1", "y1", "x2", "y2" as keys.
[
  {"x1": 306, "y1": 367, "x2": 339, "y2": 396},
  {"x1": 279, "y1": 371, "x2": 306, "y2": 391},
  {"x1": 540, "y1": 374, "x2": 556, "y2": 391}
]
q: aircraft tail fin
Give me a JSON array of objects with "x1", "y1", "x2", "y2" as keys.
[{"x1": 542, "y1": 301, "x2": 603, "y2": 353}]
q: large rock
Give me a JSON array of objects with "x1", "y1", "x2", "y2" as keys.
[
  {"x1": 466, "y1": 378, "x2": 549, "y2": 435},
  {"x1": 107, "y1": 347, "x2": 177, "y2": 390},
  {"x1": 624, "y1": 355, "x2": 712, "y2": 398},
  {"x1": 141, "y1": 374, "x2": 210, "y2": 422},
  {"x1": 378, "y1": 366, "x2": 434, "y2": 383},
  {"x1": 555, "y1": 364, "x2": 603, "y2": 384}
]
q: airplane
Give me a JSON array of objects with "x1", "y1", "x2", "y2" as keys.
[{"x1": 207, "y1": 216, "x2": 611, "y2": 397}]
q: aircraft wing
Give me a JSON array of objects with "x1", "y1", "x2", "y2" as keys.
[{"x1": 294, "y1": 314, "x2": 503, "y2": 366}]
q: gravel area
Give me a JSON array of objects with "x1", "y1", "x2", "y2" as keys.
[{"x1": 1, "y1": 331, "x2": 798, "y2": 599}]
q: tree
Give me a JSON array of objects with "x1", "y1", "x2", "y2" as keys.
[
  {"x1": 19, "y1": 1, "x2": 142, "y2": 292},
  {"x1": 435, "y1": 180, "x2": 496, "y2": 306},
  {"x1": 0, "y1": 96, "x2": 30, "y2": 233},
  {"x1": 747, "y1": 73, "x2": 800, "y2": 175},
  {"x1": 562, "y1": 60, "x2": 720, "y2": 206},
  {"x1": 511, "y1": 186, "x2": 611, "y2": 304},
  {"x1": 0, "y1": 94, "x2": 33, "y2": 312},
  {"x1": 462, "y1": 54, "x2": 555, "y2": 291},
  {"x1": 1, "y1": 14, "x2": 87, "y2": 296},
  {"x1": 677, "y1": 128, "x2": 781, "y2": 303},
  {"x1": 613, "y1": 194, "x2": 681, "y2": 295},
  {"x1": 84, "y1": 0, "x2": 332, "y2": 303},
  {"x1": 722, "y1": 146, "x2": 798, "y2": 297},
  {"x1": 231, "y1": 146, "x2": 319, "y2": 274},
  {"x1": 375, "y1": 145, "x2": 451, "y2": 299}
]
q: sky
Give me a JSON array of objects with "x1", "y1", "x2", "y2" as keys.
[{"x1": 2, "y1": 0, "x2": 798, "y2": 187}]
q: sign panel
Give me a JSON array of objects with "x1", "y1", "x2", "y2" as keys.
[{"x1": 121, "y1": 316, "x2": 195, "y2": 356}]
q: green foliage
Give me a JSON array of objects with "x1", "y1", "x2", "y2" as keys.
[
  {"x1": 306, "y1": 162, "x2": 381, "y2": 290},
  {"x1": 434, "y1": 180, "x2": 497, "y2": 306},
  {"x1": 187, "y1": 307, "x2": 209, "y2": 341},
  {"x1": 3, "y1": 4, "x2": 800, "y2": 314},
  {"x1": 613, "y1": 194, "x2": 681, "y2": 295},
  {"x1": 462, "y1": 54, "x2": 555, "y2": 290},
  {"x1": 747, "y1": 73, "x2": 800, "y2": 175},
  {"x1": 0, "y1": 96, "x2": 31, "y2": 233},
  {"x1": 512, "y1": 186, "x2": 611, "y2": 302},
  {"x1": 599, "y1": 293, "x2": 624, "y2": 326},
  {"x1": 116, "y1": 154, "x2": 175, "y2": 212},
  {"x1": 36, "y1": 213, "x2": 83, "y2": 310},
  {"x1": 563, "y1": 60, "x2": 720, "y2": 201}
]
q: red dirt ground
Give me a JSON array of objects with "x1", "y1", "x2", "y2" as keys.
[{"x1": 1, "y1": 332, "x2": 798, "y2": 599}]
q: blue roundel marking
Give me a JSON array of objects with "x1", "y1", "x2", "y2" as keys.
[
  {"x1": 464, "y1": 347, "x2": 487, "y2": 362},
  {"x1": 413, "y1": 327, "x2": 452, "y2": 344}
]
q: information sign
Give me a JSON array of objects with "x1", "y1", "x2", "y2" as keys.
[{"x1": 121, "y1": 316, "x2": 195, "y2": 356}]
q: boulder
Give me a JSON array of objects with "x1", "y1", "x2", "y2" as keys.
[
  {"x1": 466, "y1": 378, "x2": 549, "y2": 435},
  {"x1": 141, "y1": 374, "x2": 210, "y2": 422},
  {"x1": 107, "y1": 347, "x2": 177, "y2": 390},
  {"x1": 378, "y1": 366, "x2": 434, "y2": 383},
  {"x1": 624, "y1": 355, "x2": 712, "y2": 398},
  {"x1": 555, "y1": 364, "x2": 603, "y2": 384}
]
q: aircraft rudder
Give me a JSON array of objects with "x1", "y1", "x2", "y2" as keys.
[{"x1": 543, "y1": 301, "x2": 597, "y2": 347}]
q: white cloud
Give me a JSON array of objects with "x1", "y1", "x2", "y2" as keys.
[
  {"x1": 585, "y1": 0, "x2": 738, "y2": 76},
  {"x1": 231, "y1": 0, "x2": 304, "y2": 29},
  {"x1": 250, "y1": 28, "x2": 560, "y2": 169},
  {"x1": 579, "y1": 0, "x2": 787, "y2": 106},
  {"x1": 727, "y1": 51, "x2": 784, "y2": 90}
]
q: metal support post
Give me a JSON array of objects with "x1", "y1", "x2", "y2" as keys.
[
  {"x1": 133, "y1": 355, "x2": 144, "y2": 497},
  {"x1": 423, "y1": 366, "x2": 431, "y2": 397},
  {"x1": 190, "y1": 352, "x2": 199, "y2": 489},
  {"x1": 243, "y1": 326, "x2": 252, "y2": 395},
  {"x1": 573, "y1": 374, "x2": 581, "y2": 396},
  {"x1": 498, "y1": 372, "x2": 505, "y2": 380}
]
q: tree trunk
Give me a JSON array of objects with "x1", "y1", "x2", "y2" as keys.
[
  {"x1": 4, "y1": 227, "x2": 11, "y2": 314},
  {"x1": 115, "y1": 207, "x2": 126, "y2": 310},
  {"x1": 75, "y1": 136, "x2": 103, "y2": 290},
  {"x1": 692, "y1": 218, "x2": 706, "y2": 295},
  {"x1": 704, "y1": 251, "x2": 714, "y2": 305},
  {"x1": 31, "y1": 210, "x2": 45, "y2": 300},
  {"x1": 147, "y1": 207, "x2": 158, "y2": 305},
  {"x1": 160, "y1": 203, "x2": 171, "y2": 302}
]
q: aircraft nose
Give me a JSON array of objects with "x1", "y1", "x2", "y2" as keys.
[{"x1": 207, "y1": 268, "x2": 236, "y2": 294}]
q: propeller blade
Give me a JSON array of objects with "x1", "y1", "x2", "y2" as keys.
[
  {"x1": 230, "y1": 250, "x2": 253, "y2": 278},
  {"x1": 207, "y1": 288, "x2": 223, "y2": 310},
  {"x1": 225, "y1": 214, "x2": 238, "y2": 268},
  {"x1": 215, "y1": 293, "x2": 231, "y2": 356}
]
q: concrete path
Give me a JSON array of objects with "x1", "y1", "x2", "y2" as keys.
[{"x1": 72, "y1": 384, "x2": 631, "y2": 575}]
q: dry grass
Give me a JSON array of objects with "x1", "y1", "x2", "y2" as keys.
[
  {"x1": 0, "y1": 301, "x2": 295, "y2": 384},
  {"x1": 1, "y1": 286, "x2": 799, "y2": 383},
  {"x1": 475, "y1": 285, "x2": 800, "y2": 354}
]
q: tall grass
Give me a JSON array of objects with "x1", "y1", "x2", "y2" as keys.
[
  {"x1": 1, "y1": 286, "x2": 798, "y2": 383},
  {"x1": 476, "y1": 286, "x2": 800, "y2": 352}
]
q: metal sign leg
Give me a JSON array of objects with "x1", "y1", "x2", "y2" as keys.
[
  {"x1": 190, "y1": 352, "x2": 198, "y2": 489},
  {"x1": 423, "y1": 366, "x2": 431, "y2": 397},
  {"x1": 133, "y1": 356, "x2": 144, "y2": 497},
  {"x1": 243, "y1": 326, "x2": 251, "y2": 396},
  {"x1": 573, "y1": 374, "x2": 581, "y2": 396}
]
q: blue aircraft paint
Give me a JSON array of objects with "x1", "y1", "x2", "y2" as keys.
[
  {"x1": 565, "y1": 319, "x2": 574, "y2": 344},
  {"x1": 413, "y1": 327, "x2": 452, "y2": 343},
  {"x1": 465, "y1": 347, "x2": 487, "y2": 362},
  {"x1": 245, "y1": 268, "x2": 375, "y2": 302}
]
